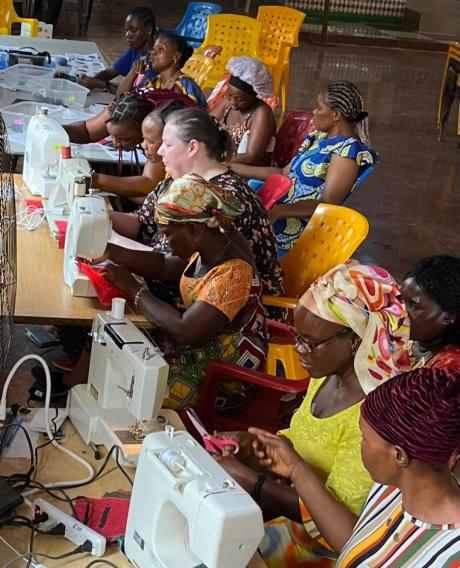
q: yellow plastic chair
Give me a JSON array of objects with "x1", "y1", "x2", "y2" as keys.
[
  {"x1": 0, "y1": 0, "x2": 38, "y2": 36},
  {"x1": 182, "y1": 53, "x2": 215, "y2": 88},
  {"x1": 437, "y1": 41, "x2": 460, "y2": 139},
  {"x1": 264, "y1": 204, "x2": 370, "y2": 310},
  {"x1": 195, "y1": 13, "x2": 261, "y2": 90},
  {"x1": 256, "y1": 6, "x2": 305, "y2": 112}
]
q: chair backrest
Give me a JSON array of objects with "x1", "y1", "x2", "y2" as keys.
[
  {"x1": 181, "y1": 53, "x2": 215, "y2": 87},
  {"x1": 197, "y1": 14, "x2": 261, "y2": 89},
  {"x1": 175, "y1": 2, "x2": 222, "y2": 47},
  {"x1": 256, "y1": 6, "x2": 305, "y2": 62},
  {"x1": 272, "y1": 111, "x2": 315, "y2": 167},
  {"x1": 0, "y1": 0, "x2": 17, "y2": 28},
  {"x1": 280, "y1": 204, "x2": 369, "y2": 298}
]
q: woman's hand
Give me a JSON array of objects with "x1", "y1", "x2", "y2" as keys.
[
  {"x1": 100, "y1": 264, "x2": 139, "y2": 296},
  {"x1": 131, "y1": 57, "x2": 148, "y2": 76},
  {"x1": 249, "y1": 427, "x2": 305, "y2": 480},
  {"x1": 216, "y1": 431, "x2": 257, "y2": 461},
  {"x1": 77, "y1": 75, "x2": 104, "y2": 90}
]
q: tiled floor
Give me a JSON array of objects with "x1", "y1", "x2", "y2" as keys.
[
  {"x1": 57, "y1": 0, "x2": 458, "y2": 280},
  {"x1": 2, "y1": 0, "x2": 459, "y2": 389}
]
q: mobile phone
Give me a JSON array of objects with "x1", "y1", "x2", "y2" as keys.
[{"x1": 24, "y1": 326, "x2": 60, "y2": 348}]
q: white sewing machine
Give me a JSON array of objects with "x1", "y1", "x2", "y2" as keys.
[
  {"x1": 44, "y1": 149, "x2": 92, "y2": 234},
  {"x1": 69, "y1": 306, "x2": 169, "y2": 466},
  {"x1": 23, "y1": 108, "x2": 70, "y2": 198},
  {"x1": 63, "y1": 191, "x2": 111, "y2": 297},
  {"x1": 125, "y1": 428, "x2": 264, "y2": 567}
]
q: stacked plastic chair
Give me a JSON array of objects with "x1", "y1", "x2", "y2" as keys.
[
  {"x1": 195, "y1": 14, "x2": 261, "y2": 90},
  {"x1": 0, "y1": 0, "x2": 38, "y2": 36},
  {"x1": 159, "y1": 2, "x2": 222, "y2": 48},
  {"x1": 437, "y1": 41, "x2": 460, "y2": 141},
  {"x1": 182, "y1": 53, "x2": 215, "y2": 87},
  {"x1": 256, "y1": 6, "x2": 305, "y2": 112}
]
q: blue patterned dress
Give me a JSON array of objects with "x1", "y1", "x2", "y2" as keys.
[{"x1": 273, "y1": 131, "x2": 375, "y2": 256}]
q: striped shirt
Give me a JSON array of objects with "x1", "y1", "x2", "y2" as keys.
[{"x1": 337, "y1": 484, "x2": 460, "y2": 567}]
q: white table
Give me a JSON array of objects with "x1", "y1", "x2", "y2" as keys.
[{"x1": 0, "y1": 36, "x2": 143, "y2": 164}]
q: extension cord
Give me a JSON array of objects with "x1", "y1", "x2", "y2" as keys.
[{"x1": 34, "y1": 498, "x2": 106, "y2": 557}]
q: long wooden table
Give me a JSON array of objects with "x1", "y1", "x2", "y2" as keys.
[
  {"x1": 14, "y1": 174, "x2": 148, "y2": 326},
  {"x1": 0, "y1": 417, "x2": 266, "y2": 567}
]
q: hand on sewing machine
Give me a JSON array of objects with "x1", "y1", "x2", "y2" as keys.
[
  {"x1": 101, "y1": 264, "x2": 139, "y2": 296},
  {"x1": 248, "y1": 427, "x2": 304, "y2": 480}
]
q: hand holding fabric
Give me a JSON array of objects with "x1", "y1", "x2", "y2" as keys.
[{"x1": 100, "y1": 264, "x2": 138, "y2": 296}]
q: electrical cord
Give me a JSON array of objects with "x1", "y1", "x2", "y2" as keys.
[
  {"x1": 1, "y1": 540, "x2": 93, "y2": 568},
  {"x1": 85, "y1": 561, "x2": 119, "y2": 568},
  {"x1": 0, "y1": 354, "x2": 94, "y2": 490}
]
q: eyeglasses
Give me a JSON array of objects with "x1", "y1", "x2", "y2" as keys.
[{"x1": 294, "y1": 328, "x2": 352, "y2": 353}]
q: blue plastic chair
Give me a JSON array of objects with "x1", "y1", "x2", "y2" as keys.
[{"x1": 159, "y1": 2, "x2": 222, "y2": 48}]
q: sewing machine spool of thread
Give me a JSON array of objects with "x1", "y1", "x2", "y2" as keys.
[{"x1": 111, "y1": 298, "x2": 126, "y2": 320}]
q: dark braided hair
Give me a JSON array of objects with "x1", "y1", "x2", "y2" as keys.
[
  {"x1": 107, "y1": 91, "x2": 155, "y2": 126},
  {"x1": 324, "y1": 81, "x2": 370, "y2": 145},
  {"x1": 165, "y1": 108, "x2": 232, "y2": 162},
  {"x1": 157, "y1": 33, "x2": 194, "y2": 69},
  {"x1": 405, "y1": 255, "x2": 460, "y2": 345},
  {"x1": 128, "y1": 6, "x2": 156, "y2": 38}
]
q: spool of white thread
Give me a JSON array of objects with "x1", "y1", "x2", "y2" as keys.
[{"x1": 111, "y1": 297, "x2": 126, "y2": 320}]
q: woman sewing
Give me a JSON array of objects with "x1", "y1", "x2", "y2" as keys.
[{"x1": 101, "y1": 173, "x2": 268, "y2": 411}]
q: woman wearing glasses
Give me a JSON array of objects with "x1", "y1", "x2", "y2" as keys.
[{"x1": 217, "y1": 261, "x2": 411, "y2": 567}]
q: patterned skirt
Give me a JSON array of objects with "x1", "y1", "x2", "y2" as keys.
[{"x1": 154, "y1": 332, "x2": 267, "y2": 412}]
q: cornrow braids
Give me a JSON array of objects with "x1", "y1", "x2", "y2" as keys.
[
  {"x1": 405, "y1": 255, "x2": 460, "y2": 345},
  {"x1": 107, "y1": 92, "x2": 154, "y2": 126},
  {"x1": 325, "y1": 80, "x2": 370, "y2": 146},
  {"x1": 129, "y1": 6, "x2": 156, "y2": 38}
]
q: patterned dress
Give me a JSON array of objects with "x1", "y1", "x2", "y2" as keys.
[
  {"x1": 274, "y1": 131, "x2": 375, "y2": 255},
  {"x1": 157, "y1": 254, "x2": 267, "y2": 411},
  {"x1": 260, "y1": 377, "x2": 373, "y2": 567},
  {"x1": 337, "y1": 484, "x2": 460, "y2": 567},
  {"x1": 139, "y1": 73, "x2": 208, "y2": 110},
  {"x1": 135, "y1": 172, "x2": 283, "y2": 304}
]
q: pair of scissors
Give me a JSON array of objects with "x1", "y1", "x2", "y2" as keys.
[{"x1": 186, "y1": 409, "x2": 239, "y2": 456}]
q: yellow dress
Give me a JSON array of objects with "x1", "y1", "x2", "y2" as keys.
[{"x1": 260, "y1": 377, "x2": 372, "y2": 568}]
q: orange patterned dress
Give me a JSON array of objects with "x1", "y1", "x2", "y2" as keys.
[{"x1": 157, "y1": 254, "x2": 267, "y2": 411}]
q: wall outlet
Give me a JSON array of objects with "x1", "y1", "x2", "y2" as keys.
[{"x1": 34, "y1": 498, "x2": 106, "y2": 556}]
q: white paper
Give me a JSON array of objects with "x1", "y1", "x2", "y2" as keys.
[{"x1": 109, "y1": 230, "x2": 153, "y2": 252}]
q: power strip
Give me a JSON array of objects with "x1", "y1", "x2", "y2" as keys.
[{"x1": 34, "y1": 498, "x2": 106, "y2": 557}]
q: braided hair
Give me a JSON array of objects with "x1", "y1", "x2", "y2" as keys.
[
  {"x1": 405, "y1": 255, "x2": 460, "y2": 345},
  {"x1": 129, "y1": 6, "x2": 156, "y2": 38},
  {"x1": 107, "y1": 91, "x2": 154, "y2": 126},
  {"x1": 324, "y1": 81, "x2": 370, "y2": 146}
]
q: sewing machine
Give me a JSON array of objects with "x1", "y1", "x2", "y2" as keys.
[
  {"x1": 125, "y1": 428, "x2": 264, "y2": 567},
  {"x1": 23, "y1": 108, "x2": 70, "y2": 198},
  {"x1": 69, "y1": 308, "x2": 169, "y2": 466},
  {"x1": 44, "y1": 149, "x2": 92, "y2": 234},
  {"x1": 63, "y1": 191, "x2": 111, "y2": 297}
]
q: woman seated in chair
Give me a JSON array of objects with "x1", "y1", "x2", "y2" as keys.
[
  {"x1": 89, "y1": 100, "x2": 189, "y2": 201},
  {"x1": 403, "y1": 255, "x2": 460, "y2": 372},
  {"x1": 110, "y1": 107, "x2": 283, "y2": 301},
  {"x1": 101, "y1": 174, "x2": 267, "y2": 411},
  {"x1": 249, "y1": 366, "x2": 460, "y2": 567},
  {"x1": 210, "y1": 57, "x2": 276, "y2": 166},
  {"x1": 118, "y1": 32, "x2": 208, "y2": 109},
  {"x1": 217, "y1": 261, "x2": 410, "y2": 567},
  {"x1": 77, "y1": 6, "x2": 157, "y2": 92},
  {"x1": 230, "y1": 81, "x2": 376, "y2": 257},
  {"x1": 64, "y1": 33, "x2": 206, "y2": 146}
]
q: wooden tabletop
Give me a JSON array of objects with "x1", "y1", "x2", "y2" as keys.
[
  {"x1": 14, "y1": 174, "x2": 148, "y2": 326},
  {"x1": 0, "y1": 416, "x2": 267, "y2": 567}
]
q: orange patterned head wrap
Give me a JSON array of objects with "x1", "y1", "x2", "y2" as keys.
[{"x1": 299, "y1": 260, "x2": 411, "y2": 394}]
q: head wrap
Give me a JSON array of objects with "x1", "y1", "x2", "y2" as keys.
[
  {"x1": 226, "y1": 57, "x2": 274, "y2": 100},
  {"x1": 154, "y1": 173, "x2": 243, "y2": 229},
  {"x1": 299, "y1": 260, "x2": 411, "y2": 394},
  {"x1": 362, "y1": 367, "x2": 460, "y2": 464}
]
